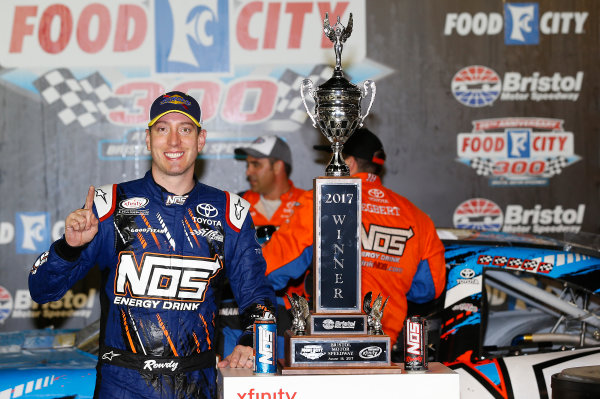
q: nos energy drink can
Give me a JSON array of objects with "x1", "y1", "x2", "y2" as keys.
[
  {"x1": 404, "y1": 316, "x2": 428, "y2": 371},
  {"x1": 253, "y1": 317, "x2": 277, "y2": 375}
]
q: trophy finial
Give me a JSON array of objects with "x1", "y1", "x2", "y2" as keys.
[{"x1": 323, "y1": 12, "x2": 354, "y2": 71}]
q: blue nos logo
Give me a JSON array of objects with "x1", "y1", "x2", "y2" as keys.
[
  {"x1": 505, "y1": 3, "x2": 540, "y2": 45},
  {"x1": 155, "y1": 0, "x2": 230, "y2": 73}
]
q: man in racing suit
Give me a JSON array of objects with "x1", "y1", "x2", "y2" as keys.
[
  {"x1": 29, "y1": 91, "x2": 276, "y2": 399},
  {"x1": 216, "y1": 136, "x2": 306, "y2": 359},
  {"x1": 262, "y1": 128, "x2": 446, "y2": 352}
]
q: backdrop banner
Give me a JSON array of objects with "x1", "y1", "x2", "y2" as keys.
[{"x1": 0, "y1": 0, "x2": 597, "y2": 331}]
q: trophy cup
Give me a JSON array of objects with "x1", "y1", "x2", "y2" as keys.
[
  {"x1": 282, "y1": 13, "x2": 398, "y2": 374},
  {"x1": 300, "y1": 13, "x2": 376, "y2": 177}
]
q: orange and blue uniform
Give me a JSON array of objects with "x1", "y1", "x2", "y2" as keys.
[
  {"x1": 242, "y1": 180, "x2": 305, "y2": 228},
  {"x1": 262, "y1": 172, "x2": 446, "y2": 348}
]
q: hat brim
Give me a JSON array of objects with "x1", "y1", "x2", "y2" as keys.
[
  {"x1": 148, "y1": 110, "x2": 202, "y2": 127},
  {"x1": 234, "y1": 148, "x2": 269, "y2": 159}
]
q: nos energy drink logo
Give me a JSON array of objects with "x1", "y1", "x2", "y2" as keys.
[{"x1": 155, "y1": 0, "x2": 230, "y2": 73}]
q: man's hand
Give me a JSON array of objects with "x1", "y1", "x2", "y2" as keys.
[
  {"x1": 64, "y1": 186, "x2": 99, "y2": 247},
  {"x1": 217, "y1": 345, "x2": 254, "y2": 369}
]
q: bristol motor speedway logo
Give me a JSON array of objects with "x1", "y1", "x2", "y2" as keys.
[
  {"x1": 454, "y1": 198, "x2": 586, "y2": 235},
  {"x1": 456, "y1": 117, "x2": 580, "y2": 186},
  {"x1": 451, "y1": 65, "x2": 583, "y2": 107},
  {"x1": 444, "y1": 3, "x2": 589, "y2": 45}
]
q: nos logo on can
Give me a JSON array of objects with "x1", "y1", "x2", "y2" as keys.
[{"x1": 453, "y1": 198, "x2": 503, "y2": 231}]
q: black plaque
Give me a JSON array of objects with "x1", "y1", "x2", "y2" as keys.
[
  {"x1": 314, "y1": 178, "x2": 361, "y2": 313},
  {"x1": 288, "y1": 335, "x2": 390, "y2": 367},
  {"x1": 309, "y1": 314, "x2": 366, "y2": 334}
]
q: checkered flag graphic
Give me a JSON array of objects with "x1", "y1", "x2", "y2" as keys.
[
  {"x1": 78, "y1": 72, "x2": 121, "y2": 115},
  {"x1": 477, "y1": 255, "x2": 492, "y2": 265},
  {"x1": 493, "y1": 256, "x2": 507, "y2": 266},
  {"x1": 544, "y1": 156, "x2": 568, "y2": 177},
  {"x1": 470, "y1": 158, "x2": 494, "y2": 176},
  {"x1": 523, "y1": 260, "x2": 537, "y2": 270},
  {"x1": 538, "y1": 262, "x2": 553, "y2": 273},
  {"x1": 34, "y1": 69, "x2": 120, "y2": 127},
  {"x1": 273, "y1": 64, "x2": 334, "y2": 124},
  {"x1": 507, "y1": 258, "x2": 523, "y2": 268}
]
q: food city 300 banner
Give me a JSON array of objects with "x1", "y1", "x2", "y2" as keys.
[{"x1": 0, "y1": 0, "x2": 597, "y2": 331}]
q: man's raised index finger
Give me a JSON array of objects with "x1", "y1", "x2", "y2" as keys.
[{"x1": 84, "y1": 186, "x2": 95, "y2": 210}]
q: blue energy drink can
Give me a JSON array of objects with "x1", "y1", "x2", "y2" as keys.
[{"x1": 253, "y1": 317, "x2": 277, "y2": 375}]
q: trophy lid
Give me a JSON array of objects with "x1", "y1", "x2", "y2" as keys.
[{"x1": 317, "y1": 69, "x2": 361, "y2": 94}]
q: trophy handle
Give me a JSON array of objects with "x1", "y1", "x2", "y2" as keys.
[
  {"x1": 300, "y1": 78, "x2": 318, "y2": 128},
  {"x1": 359, "y1": 79, "x2": 376, "y2": 127}
]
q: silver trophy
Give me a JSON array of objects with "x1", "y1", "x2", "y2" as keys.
[
  {"x1": 301, "y1": 12, "x2": 376, "y2": 176},
  {"x1": 363, "y1": 291, "x2": 389, "y2": 335}
]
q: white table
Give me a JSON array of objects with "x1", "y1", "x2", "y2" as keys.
[{"x1": 218, "y1": 362, "x2": 459, "y2": 399}]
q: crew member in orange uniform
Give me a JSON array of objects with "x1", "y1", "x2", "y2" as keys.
[
  {"x1": 234, "y1": 135, "x2": 305, "y2": 240},
  {"x1": 262, "y1": 128, "x2": 446, "y2": 352}
]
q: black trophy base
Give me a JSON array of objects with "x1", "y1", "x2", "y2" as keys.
[{"x1": 284, "y1": 331, "x2": 391, "y2": 368}]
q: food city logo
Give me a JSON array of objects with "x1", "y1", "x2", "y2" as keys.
[
  {"x1": 453, "y1": 198, "x2": 586, "y2": 235},
  {"x1": 2, "y1": 212, "x2": 65, "y2": 254},
  {"x1": 456, "y1": 117, "x2": 580, "y2": 186},
  {"x1": 1, "y1": 0, "x2": 366, "y2": 71},
  {"x1": 444, "y1": 3, "x2": 588, "y2": 45},
  {"x1": 451, "y1": 65, "x2": 583, "y2": 107},
  {"x1": 2, "y1": 1, "x2": 385, "y2": 137}
]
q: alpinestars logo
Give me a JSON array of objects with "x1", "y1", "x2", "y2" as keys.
[{"x1": 115, "y1": 252, "x2": 222, "y2": 301}]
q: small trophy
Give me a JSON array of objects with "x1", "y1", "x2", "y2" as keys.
[
  {"x1": 363, "y1": 291, "x2": 389, "y2": 335},
  {"x1": 287, "y1": 293, "x2": 310, "y2": 335},
  {"x1": 301, "y1": 13, "x2": 376, "y2": 177}
]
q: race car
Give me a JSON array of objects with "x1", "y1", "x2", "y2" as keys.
[
  {"x1": 0, "y1": 320, "x2": 98, "y2": 398},
  {"x1": 0, "y1": 229, "x2": 598, "y2": 399},
  {"x1": 434, "y1": 228, "x2": 600, "y2": 399}
]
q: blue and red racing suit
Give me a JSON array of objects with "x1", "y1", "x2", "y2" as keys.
[{"x1": 29, "y1": 171, "x2": 276, "y2": 399}]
